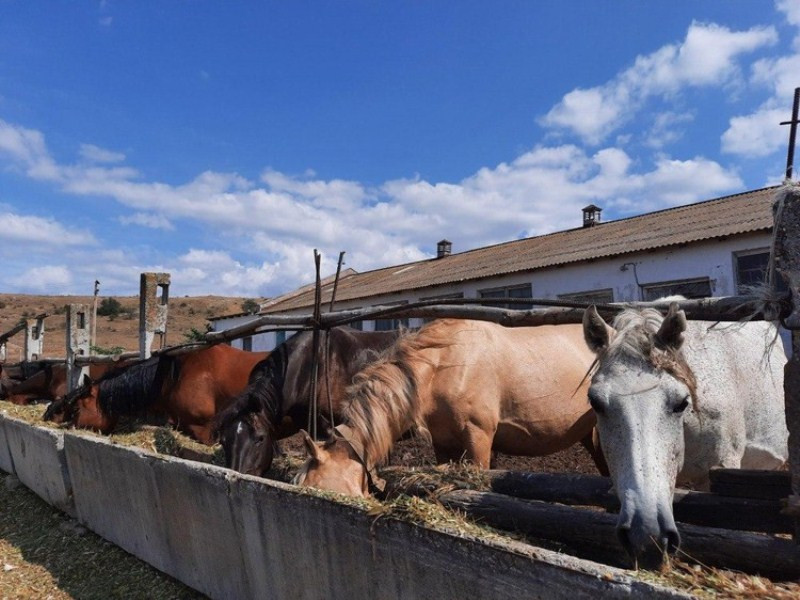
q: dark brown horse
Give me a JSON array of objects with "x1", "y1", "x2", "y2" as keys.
[
  {"x1": 44, "y1": 344, "x2": 269, "y2": 444},
  {"x1": 215, "y1": 327, "x2": 401, "y2": 476}
]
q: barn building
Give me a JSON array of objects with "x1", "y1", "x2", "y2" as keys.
[{"x1": 210, "y1": 186, "x2": 782, "y2": 352}]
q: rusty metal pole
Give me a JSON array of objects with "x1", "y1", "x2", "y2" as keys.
[
  {"x1": 772, "y1": 184, "x2": 800, "y2": 540},
  {"x1": 781, "y1": 87, "x2": 800, "y2": 181}
]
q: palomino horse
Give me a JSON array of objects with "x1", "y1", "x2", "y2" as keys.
[
  {"x1": 215, "y1": 327, "x2": 400, "y2": 476},
  {"x1": 582, "y1": 303, "x2": 788, "y2": 566},
  {"x1": 44, "y1": 344, "x2": 268, "y2": 444},
  {"x1": 296, "y1": 319, "x2": 606, "y2": 497}
]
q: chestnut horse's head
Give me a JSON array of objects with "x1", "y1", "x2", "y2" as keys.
[{"x1": 43, "y1": 374, "x2": 115, "y2": 432}]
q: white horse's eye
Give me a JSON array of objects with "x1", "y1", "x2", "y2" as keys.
[
  {"x1": 673, "y1": 397, "x2": 690, "y2": 414},
  {"x1": 588, "y1": 393, "x2": 606, "y2": 414}
]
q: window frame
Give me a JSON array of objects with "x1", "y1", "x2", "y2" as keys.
[
  {"x1": 557, "y1": 288, "x2": 614, "y2": 304},
  {"x1": 478, "y1": 283, "x2": 533, "y2": 309},
  {"x1": 641, "y1": 277, "x2": 712, "y2": 301}
]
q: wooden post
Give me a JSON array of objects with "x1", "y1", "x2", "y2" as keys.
[
  {"x1": 138, "y1": 273, "x2": 170, "y2": 359},
  {"x1": 65, "y1": 304, "x2": 90, "y2": 391},
  {"x1": 772, "y1": 183, "x2": 800, "y2": 540}
]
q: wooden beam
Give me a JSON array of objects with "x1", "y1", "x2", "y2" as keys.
[
  {"x1": 772, "y1": 183, "x2": 800, "y2": 541},
  {"x1": 436, "y1": 488, "x2": 800, "y2": 579},
  {"x1": 204, "y1": 294, "x2": 777, "y2": 343},
  {"x1": 708, "y1": 468, "x2": 791, "y2": 500}
]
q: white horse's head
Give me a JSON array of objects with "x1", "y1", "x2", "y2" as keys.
[{"x1": 582, "y1": 302, "x2": 695, "y2": 567}]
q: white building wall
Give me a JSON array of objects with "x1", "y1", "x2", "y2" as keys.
[{"x1": 211, "y1": 231, "x2": 774, "y2": 351}]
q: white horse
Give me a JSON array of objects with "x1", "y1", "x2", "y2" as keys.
[{"x1": 582, "y1": 302, "x2": 788, "y2": 565}]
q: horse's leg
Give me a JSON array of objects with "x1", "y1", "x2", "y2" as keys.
[
  {"x1": 461, "y1": 424, "x2": 494, "y2": 469},
  {"x1": 581, "y1": 429, "x2": 609, "y2": 476}
]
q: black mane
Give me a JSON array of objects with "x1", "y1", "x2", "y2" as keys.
[
  {"x1": 215, "y1": 341, "x2": 289, "y2": 434},
  {"x1": 96, "y1": 354, "x2": 179, "y2": 417}
]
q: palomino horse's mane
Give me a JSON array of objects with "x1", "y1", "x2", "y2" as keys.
[
  {"x1": 95, "y1": 354, "x2": 179, "y2": 417},
  {"x1": 604, "y1": 308, "x2": 698, "y2": 405},
  {"x1": 341, "y1": 320, "x2": 460, "y2": 467}
]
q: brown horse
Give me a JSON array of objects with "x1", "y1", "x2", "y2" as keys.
[
  {"x1": 44, "y1": 344, "x2": 268, "y2": 444},
  {"x1": 296, "y1": 319, "x2": 606, "y2": 496},
  {"x1": 1, "y1": 362, "x2": 119, "y2": 406},
  {"x1": 215, "y1": 327, "x2": 401, "y2": 476}
]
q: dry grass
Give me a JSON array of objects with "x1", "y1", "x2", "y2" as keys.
[
  {"x1": 642, "y1": 558, "x2": 800, "y2": 599},
  {"x1": 0, "y1": 473, "x2": 205, "y2": 600},
  {"x1": 0, "y1": 293, "x2": 248, "y2": 360}
]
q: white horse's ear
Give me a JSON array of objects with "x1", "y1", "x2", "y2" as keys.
[
  {"x1": 301, "y1": 429, "x2": 325, "y2": 462},
  {"x1": 583, "y1": 306, "x2": 610, "y2": 353},
  {"x1": 655, "y1": 302, "x2": 687, "y2": 350}
]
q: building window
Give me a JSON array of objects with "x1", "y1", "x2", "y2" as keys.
[
  {"x1": 642, "y1": 278, "x2": 712, "y2": 301},
  {"x1": 479, "y1": 284, "x2": 533, "y2": 309},
  {"x1": 374, "y1": 301, "x2": 409, "y2": 331},
  {"x1": 735, "y1": 249, "x2": 786, "y2": 293},
  {"x1": 242, "y1": 336, "x2": 253, "y2": 352},
  {"x1": 558, "y1": 289, "x2": 614, "y2": 304}
]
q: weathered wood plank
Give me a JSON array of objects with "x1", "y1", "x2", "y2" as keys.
[
  {"x1": 709, "y1": 468, "x2": 791, "y2": 500},
  {"x1": 486, "y1": 470, "x2": 791, "y2": 534},
  {"x1": 437, "y1": 488, "x2": 800, "y2": 579},
  {"x1": 772, "y1": 183, "x2": 800, "y2": 541}
]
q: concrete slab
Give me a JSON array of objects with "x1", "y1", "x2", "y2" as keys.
[
  {"x1": 228, "y1": 476, "x2": 689, "y2": 600},
  {"x1": 63, "y1": 433, "x2": 173, "y2": 569},
  {"x1": 2, "y1": 416, "x2": 73, "y2": 515},
  {"x1": 0, "y1": 414, "x2": 14, "y2": 474},
  {"x1": 151, "y1": 458, "x2": 252, "y2": 599}
]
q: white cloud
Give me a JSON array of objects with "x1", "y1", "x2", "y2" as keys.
[
  {"x1": 541, "y1": 22, "x2": 777, "y2": 144},
  {"x1": 644, "y1": 112, "x2": 695, "y2": 149},
  {"x1": 777, "y1": 0, "x2": 800, "y2": 28},
  {"x1": 721, "y1": 105, "x2": 787, "y2": 157},
  {"x1": 119, "y1": 212, "x2": 174, "y2": 230},
  {"x1": 0, "y1": 212, "x2": 96, "y2": 246},
  {"x1": 0, "y1": 118, "x2": 744, "y2": 296},
  {"x1": 79, "y1": 143, "x2": 125, "y2": 164},
  {"x1": 12, "y1": 265, "x2": 72, "y2": 291}
]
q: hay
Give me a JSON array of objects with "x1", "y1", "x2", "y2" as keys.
[{"x1": 0, "y1": 473, "x2": 204, "y2": 600}]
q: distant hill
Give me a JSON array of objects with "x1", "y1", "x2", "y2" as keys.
[{"x1": 0, "y1": 294, "x2": 254, "y2": 360}]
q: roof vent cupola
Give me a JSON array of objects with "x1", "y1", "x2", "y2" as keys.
[
  {"x1": 582, "y1": 204, "x2": 602, "y2": 228},
  {"x1": 436, "y1": 239, "x2": 452, "y2": 258}
]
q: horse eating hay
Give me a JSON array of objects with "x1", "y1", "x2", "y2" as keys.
[
  {"x1": 295, "y1": 318, "x2": 607, "y2": 496},
  {"x1": 215, "y1": 327, "x2": 401, "y2": 476},
  {"x1": 582, "y1": 302, "x2": 788, "y2": 567},
  {"x1": 44, "y1": 344, "x2": 269, "y2": 444}
]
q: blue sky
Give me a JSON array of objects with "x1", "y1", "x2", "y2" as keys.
[{"x1": 1, "y1": 1, "x2": 799, "y2": 297}]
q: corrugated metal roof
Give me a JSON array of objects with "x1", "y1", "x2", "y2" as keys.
[{"x1": 262, "y1": 187, "x2": 777, "y2": 314}]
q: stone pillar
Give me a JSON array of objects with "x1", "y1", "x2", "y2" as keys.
[
  {"x1": 24, "y1": 315, "x2": 45, "y2": 361},
  {"x1": 66, "y1": 304, "x2": 90, "y2": 391},
  {"x1": 772, "y1": 184, "x2": 800, "y2": 540},
  {"x1": 139, "y1": 272, "x2": 170, "y2": 359}
]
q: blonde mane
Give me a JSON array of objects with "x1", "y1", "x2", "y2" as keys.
[
  {"x1": 605, "y1": 308, "x2": 698, "y2": 405},
  {"x1": 340, "y1": 320, "x2": 459, "y2": 466}
]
